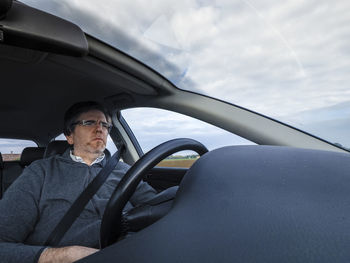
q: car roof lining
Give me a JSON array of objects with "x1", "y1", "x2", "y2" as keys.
[{"x1": 0, "y1": 38, "x2": 161, "y2": 145}]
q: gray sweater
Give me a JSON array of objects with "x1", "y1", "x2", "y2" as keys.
[{"x1": 0, "y1": 149, "x2": 157, "y2": 263}]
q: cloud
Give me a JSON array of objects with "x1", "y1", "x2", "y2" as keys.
[
  {"x1": 174, "y1": 0, "x2": 350, "y2": 117},
  {"x1": 144, "y1": 15, "x2": 182, "y2": 50},
  {"x1": 282, "y1": 101, "x2": 350, "y2": 147}
]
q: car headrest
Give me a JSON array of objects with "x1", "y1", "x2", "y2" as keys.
[
  {"x1": 0, "y1": 152, "x2": 3, "y2": 169},
  {"x1": 44, "y1": 140, "x2": 70, "y2": 158},
  {"x1": 20, "y1": 147, "x2": 45, "y2": 167},
  {"x1": 44, "y1": 140, "x2": 112, "y2": 159}
]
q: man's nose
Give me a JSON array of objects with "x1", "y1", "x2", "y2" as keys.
[{"x1": 95, "y1": 122, "x2": 103, "y2": 131}]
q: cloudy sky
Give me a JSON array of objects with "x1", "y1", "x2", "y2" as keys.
[{"x1": 3, "y1": 0, "x2": 349, "y2": 153}]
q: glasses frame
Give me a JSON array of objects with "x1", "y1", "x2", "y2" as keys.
[{"x1": 72, "y1": 119, "x2": 112, "y2": 132}]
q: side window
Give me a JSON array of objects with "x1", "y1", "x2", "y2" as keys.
[
  {"x1": 0, "y1": 138, "x2": 37, "y2": 161},
  {"x1": 55, "y1": 134, "x2": 117, "y2": 155},
  {"x1": 121, "y1": 108, "x2": 255, "y2": 168}
]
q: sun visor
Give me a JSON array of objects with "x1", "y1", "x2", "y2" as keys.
[{"x1": 0, "y1": 1, "x2": 88, "y2": 56}]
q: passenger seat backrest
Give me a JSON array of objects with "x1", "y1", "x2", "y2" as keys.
[
  {"x1": 20, "y1": 147, "x2": 45, "y2": 167},
  {"x1": 2, "y1": 147, "x2": 45, "y2": 196}
]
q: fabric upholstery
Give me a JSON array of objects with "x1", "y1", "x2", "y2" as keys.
[
  {"x1": 0, "y1": 152, "x2": 3, "y2": 169},
  {"x1": 20, "y1": 147, "x2": 45, "y2": 167},
  {"x1": 44, "y1": 141, "x2": 70, "y2": 158},
  {"x1": 44, "y1": 140, "x2": 111, "y2": 159}
]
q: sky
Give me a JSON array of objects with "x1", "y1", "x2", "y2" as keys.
[{"x1": 3, "y1": 0, "x2": 350, "y2": 153}]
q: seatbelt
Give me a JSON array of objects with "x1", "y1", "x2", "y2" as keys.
[{"x1": 45, "y1": 145, "x2": 125, "y2": 246}]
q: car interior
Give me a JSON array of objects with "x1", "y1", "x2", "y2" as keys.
[
  {"x1": 0, "y1": 146, "x2": 45, "y2": 197},
  {"x1": 0, "y1": 1, "x2": 350, "y2": 262}
]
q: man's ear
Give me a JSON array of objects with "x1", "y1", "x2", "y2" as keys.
[{"x1": 65, "y1": 133, "x2": 74, "y2": 145}]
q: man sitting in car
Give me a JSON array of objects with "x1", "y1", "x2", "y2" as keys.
[{"x1": 0, "y1": 101, "x2": 157, "y2": 263}]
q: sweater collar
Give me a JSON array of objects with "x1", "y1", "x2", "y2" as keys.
[{"x1": 69, "y1": 149, "x2": 105, "y2": 166}]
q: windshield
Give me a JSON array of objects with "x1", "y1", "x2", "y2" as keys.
[{"x1": 23, "y1": 0, "x2": 350, "y2": 149}]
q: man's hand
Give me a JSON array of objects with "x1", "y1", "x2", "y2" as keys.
[{"x1": 38, "y1": 245, "x2": 99, "y2": 263}]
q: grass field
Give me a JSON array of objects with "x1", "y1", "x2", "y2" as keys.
[{"x1": 157, "y1": 158, "x2": 198, "y2": 168}]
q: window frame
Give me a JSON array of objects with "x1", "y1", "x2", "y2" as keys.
[
  {"x1": 0, "y1": 138, "x2": 38, "y2": 162},
  {"x1": 118, "y1": 107, "x2": 256, "y2": 167}
]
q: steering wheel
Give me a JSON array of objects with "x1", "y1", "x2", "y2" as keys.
[{"x1": 100, "y1": 138, "x2": 208, "y2": 248}]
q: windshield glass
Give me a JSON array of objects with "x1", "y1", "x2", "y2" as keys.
[{"x1": 22, "y1": 0, "x2": 350, "y2": 149}]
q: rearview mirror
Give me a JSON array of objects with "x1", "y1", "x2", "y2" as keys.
[{"x1": 0, "y1": 0, "x2": 88, "y2": 56}]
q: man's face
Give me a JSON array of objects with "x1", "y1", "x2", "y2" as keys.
[{"x1": 66, "y1": 110, "x2": 109, "y2": 156}]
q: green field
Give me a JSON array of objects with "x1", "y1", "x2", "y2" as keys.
[{"x1": 157, "y1": 158, "x2": 198, "y2": 168}]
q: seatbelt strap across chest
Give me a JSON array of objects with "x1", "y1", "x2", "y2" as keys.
[{"x1": 45, "y1": 145, "x2": 125, "y2": 246}]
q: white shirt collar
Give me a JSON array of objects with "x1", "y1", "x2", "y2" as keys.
[{"x1": 70, "y1": 150, "x2": 105, "y2": 166}]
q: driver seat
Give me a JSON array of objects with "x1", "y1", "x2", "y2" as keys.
[
  {"x1": 44, "y1": 140, "x2": 111, "y2": 158},
  {"x1": 44, "y1": 140, "x2": 70, "y2": 158}
]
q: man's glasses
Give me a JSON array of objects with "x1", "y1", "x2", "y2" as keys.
[{"x1": 72, "y1": 120, "x2": 112, "y2": 132}]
